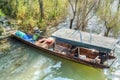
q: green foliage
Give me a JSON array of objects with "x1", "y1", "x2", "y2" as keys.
[
  {"x1": 44, "y1": 0, "x2": 67, "y2": 20},
  {"x1": 0, "y1": 0, "x2": 68, "y2": 31},
  {"x1": 97, "y1": 0, "x2": 120, "y2": 36},
  {"x1": 0, "y1": 9, "x2": 5, "y2": 17},
  {"x1": 0, "y1": 26, "x2": 4, "y2": 35}
]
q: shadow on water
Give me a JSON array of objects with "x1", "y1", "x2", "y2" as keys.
[{"x1": 0, "y1": 38, "x2": 105, "y2": 80}]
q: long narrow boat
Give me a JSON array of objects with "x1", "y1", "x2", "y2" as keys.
[{"x1": 11, "y1": 31, "x2": 116, "y2": 69}]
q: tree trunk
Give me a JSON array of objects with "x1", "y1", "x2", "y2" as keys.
[
  {"x1": 69, "y1": 19, "x2": 74, "y2": 29},
  {"x1": 55, "y1": 0, "x2": 58, "y2": 9},
  {"x1": 104, "y1": 27, "x2": 111, "y2": 36},
  {"x1": 15, "y1": 0, "x2": 19, "y2": 17},
  {"x1": 68, "y1": 0, "x2": 78, "y2": 29},
  {"x1": 38, "y1": 0, "x2": 44, "y2": 19},
  {"x1": 81, "y1": 25, "x2": 85, "y2": 31}
]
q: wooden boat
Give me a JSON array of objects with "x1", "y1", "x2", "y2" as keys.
[{"x1": 11, "y1": 31, "x2": 116, "y2": 69}]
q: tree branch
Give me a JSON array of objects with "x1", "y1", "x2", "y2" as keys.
[
  {"x1": 85, "y1": 0, "x2": 97, "y2": 19},
  {"x1": 68, "y1": 0, "x2": 75, "y2": 14}
]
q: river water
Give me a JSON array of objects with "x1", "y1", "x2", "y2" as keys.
[
  {"x1": 0, "y1": 38, "x2": 105, "y2": 80},
  {"x1": 0, "y1": 1, "x2": 120, "y2": 79},
  {"x1": 0, "y1": 36, "x2": 120, "y2": 80}
]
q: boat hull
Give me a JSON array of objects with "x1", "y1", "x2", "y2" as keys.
[{"x1": 11, "y1": 34, "x2": 114, "y2": 69}]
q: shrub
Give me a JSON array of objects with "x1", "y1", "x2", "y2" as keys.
[
  {"x1": 0, "y1": 9, "x2": 5, "y2": 17},
  {"x1": 0, "y1": 0, "x2": 68, "y2": 32},
  {"x1": 0, "y1": 26, "x2": 4, "y2": 35}
]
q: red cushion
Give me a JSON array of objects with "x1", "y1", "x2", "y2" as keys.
[{"x1": 46, "y1": 39, "x2": 52, "y2": 44}]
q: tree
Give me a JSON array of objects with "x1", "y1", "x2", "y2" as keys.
[
  {"x1": 68, "y1": 0, "x2": 100, "y2": 30},
  {"x1": 76, "y1": 0, "x2": 100, "y2": 31},
  {"x1": 68, "y1": 0, "x2": 78, "y2": 29},
  {"x1": 0, "y1": 0, "x2": 68, "y2": 32},
  {"x1": 97, "y1": 0, "x2": 120, "y2": 36}
]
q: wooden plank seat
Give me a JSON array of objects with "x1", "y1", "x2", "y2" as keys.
[
  {"x1": 76, "y1": 47, "x2": 98, "y2": 59},
  {"x1": 69, "y1": 47, "x2": 101, "y2": 63},
  {"x1": 54, "y1": 41, "x2": 72, "y2": 54},
  {"x1": 55, "y1": 41, "x2": 72, "y2": 49}
]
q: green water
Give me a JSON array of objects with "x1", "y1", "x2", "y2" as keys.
[{"x1": 0, "y1": 38, "x2": 119, "y2": 80}]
